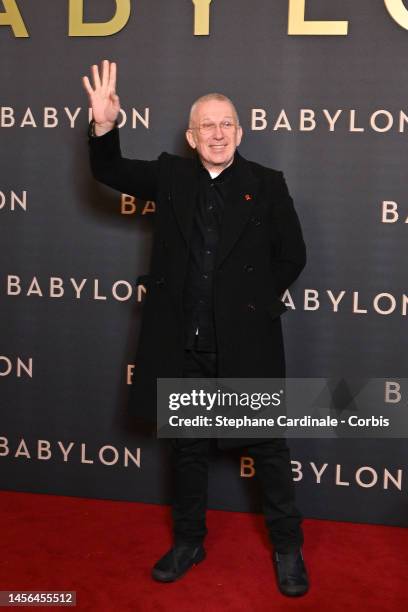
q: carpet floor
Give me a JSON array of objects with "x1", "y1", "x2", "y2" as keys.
[{"x1": 0, "y1": 491, "x2": 406, "y2": 611}]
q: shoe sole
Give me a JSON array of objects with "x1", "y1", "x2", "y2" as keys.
[
  {"x1": 277, "y1": 585, "x2": 309, "y2": 597},
  {"x1": 152, "y1": 549, "x2": 206, "y2": 583}
]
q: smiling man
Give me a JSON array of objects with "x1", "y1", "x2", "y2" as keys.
[
  {"x1": 185, "y1": 95, "x2": 242, "y2": 173},
  {"x1": 84, "y1": 60, "x2": 308, "y2": 597}
]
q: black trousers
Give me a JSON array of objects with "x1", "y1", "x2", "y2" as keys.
[{"x1": 171, "y1": 348, "x2": 304, "y2": 554}]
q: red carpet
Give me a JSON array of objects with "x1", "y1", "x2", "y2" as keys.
[{"x1": 0, "y1": 491, "x2": 406, "y2": 611}]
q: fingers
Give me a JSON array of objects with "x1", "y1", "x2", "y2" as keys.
[
  {"x1": 84, "y1": 60, "x2": 116, "y2": 99},
  {"x1": 111, "y1": 93, "x2": 120, "y2": 113},
  {"x1": 108, "y1": 62, "x2": 117, "y2": 94},
  {"x1": 82, "y1": 76, "x2": 94, "y2": 96},
  {"x1": 101, "y1": 59, "x2": 109, "y2": 90},
  {"x1": 91, "y1": 64, "x2": 101, "y2": 90}
]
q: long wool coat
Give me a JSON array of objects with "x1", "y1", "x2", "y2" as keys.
[{"x1": 89, "y1": 127, "x2": 306, "y2": 447}]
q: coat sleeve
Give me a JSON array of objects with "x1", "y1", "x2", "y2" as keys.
[
  {"x1": 88, "y1": 123, "x2": 161, "y2": 201},
  {"x1": 270, "y1": 171, "x2": 307, "y2": 296}
]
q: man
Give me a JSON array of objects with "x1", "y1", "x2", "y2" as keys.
[{"x1": 83, "y1": 60, "x2": 308, "y2": 597}]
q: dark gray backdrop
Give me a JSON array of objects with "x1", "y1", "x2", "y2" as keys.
[{"x1": 1, "y1": 1, "x2": 407, "y2": 526}]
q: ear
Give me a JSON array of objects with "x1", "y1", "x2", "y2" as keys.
[
  {"x1": 236, "y1": 125, "x2": 243, "y2": 147},
  {"x1": 185, "y1": 129, "x2": 196, "y2": 150}
]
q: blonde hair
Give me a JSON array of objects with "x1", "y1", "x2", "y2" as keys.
[{"x1": 189, "y1": 93, "x2": 240, "y2": 127}]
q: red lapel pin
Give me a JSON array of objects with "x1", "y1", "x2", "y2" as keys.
[{"x1": 244, "y1": 194, "x2": 252, "y2": 201}]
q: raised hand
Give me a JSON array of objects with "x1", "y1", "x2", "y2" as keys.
[{"x1": 82, "y1": 60, "x2": 120, "y2": 136}]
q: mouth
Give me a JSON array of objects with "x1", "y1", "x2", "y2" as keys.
[{"x1": 210, "y1": 144, "x2": 227, "y2": 150}]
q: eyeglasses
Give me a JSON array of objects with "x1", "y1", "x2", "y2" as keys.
[{"x1": 189, "y1": 120, "x2": 238, "y2": 134}]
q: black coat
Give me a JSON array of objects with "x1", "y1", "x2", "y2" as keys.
[{"x1": 89, "y1": 127, "x2": 306, "y2": 447}]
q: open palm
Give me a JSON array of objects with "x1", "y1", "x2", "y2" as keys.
[{"x1": 82, "y1": 60, "x2": 120, "y2": 128}]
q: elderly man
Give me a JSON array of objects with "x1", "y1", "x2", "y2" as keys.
[{"x1": 83, "y1": 60, "x2": 308, "y2": 597}]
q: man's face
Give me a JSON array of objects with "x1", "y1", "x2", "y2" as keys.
[{"x1": 186, "y1": 99, "x2": 243, "y2": 172}]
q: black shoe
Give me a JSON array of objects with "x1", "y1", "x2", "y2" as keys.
[
  {"x1": 273, "y1": 548, "x2": 309, "y2": 597},
  {"x1": 152, "y1": 544, "x2": 206, "y2": 582}
]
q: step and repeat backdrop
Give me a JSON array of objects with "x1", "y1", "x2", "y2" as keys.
[{"x1": 1, "y1": 1, "x2": 407, "y2": 526}]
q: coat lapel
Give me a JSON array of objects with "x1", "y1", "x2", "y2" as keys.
[
  {"x1": 170, "y1": 151, "x2": 260, "y2": 265},
  {"x1": 215, "y1": 152, "x2": 260, "y2": 268}
]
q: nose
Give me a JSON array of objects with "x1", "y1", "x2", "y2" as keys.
[{"x1": 213, "y1": 124, "x2": 224, "y2": 139}]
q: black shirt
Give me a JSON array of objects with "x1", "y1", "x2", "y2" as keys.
[{"x1": 182, "y1": 156, "x2": 237, "y2": 352}]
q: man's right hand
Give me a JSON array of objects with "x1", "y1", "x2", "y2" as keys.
[{"x1": 82, "y1": 60, "x2": 120, "y2": 136}]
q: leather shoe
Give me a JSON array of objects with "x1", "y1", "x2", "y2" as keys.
[
  {"x1": 273, "y1": 548, "x2": 309, "y2": 597},
  {"x1": 152, "y1": 544, "x2": 206, "y2": 582}
]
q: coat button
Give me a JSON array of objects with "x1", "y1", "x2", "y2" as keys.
[
  {"x1": 251, "y1": 217, "x2": 261, "y2": 226},
  {"x1": 155, "y1": 277, "x2": 165, "y2": 287},
  {"x1": 244, "y1": 264, "x2": 254, "y2": 273},
  {"x1": 247, "y1": 303, "x2": 256, "y2": 311}
]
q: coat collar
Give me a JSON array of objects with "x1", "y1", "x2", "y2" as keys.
[{"x1": 170, "y1": 150, "x2": 260, "y2": 268}]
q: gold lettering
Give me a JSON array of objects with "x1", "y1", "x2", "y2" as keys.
[
  {"x1": 126, "y1": 364, "x2": 135, "y2": 385},
  {"x1": 121, "y1": 194, "x2": 136, "y2": 215},
  {"x1": 137, "y1": 285, "x2": 146, "y2": 302},
  {"x1": 384, "y1": 0, "x2": 408, "y2": 30},
  {"x1": 69, "y1": 0, "x2": 131, "y2": 37},
  {"x1": 192, "y1": 0, "x2": 212, "y2": 36},
  {"x1": 0, "y1": 0, "x2": 29, "y2": 37},
  {"x1": 240, "y1": 456, "x2": 255, "y2": 478},
  {"x1": 288, "y1": 0, "x2": 348, "y2": 35},
  {"x1": 143, "y1": 200, "x2": 156, "y2": 214}
]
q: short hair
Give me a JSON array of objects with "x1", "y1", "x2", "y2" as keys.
[{"x1": 189, "y1": 93, "x2": 240, "y2": 127}]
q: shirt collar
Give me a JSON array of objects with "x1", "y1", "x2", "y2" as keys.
[{"x1": 198, "y1": 151, "x2": 239, "y2": 184}]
